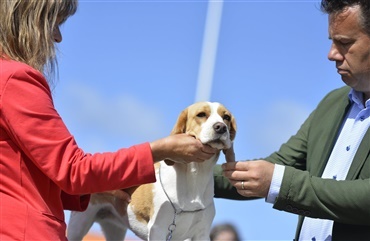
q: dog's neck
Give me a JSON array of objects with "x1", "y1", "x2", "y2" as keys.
[
  {"x1": 159, "y1": 151, "x2": 220, "y2": 212},
  {"x1": 173, "y1": 150, "x2": 220, "y2": 173}
]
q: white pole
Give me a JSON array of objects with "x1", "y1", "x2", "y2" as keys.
[{"x1": 194, "y1": 0, "x2": 224, "y2": 102}]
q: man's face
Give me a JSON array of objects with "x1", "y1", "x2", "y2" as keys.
[{"x1": 328, "y1": 6, "x2": 370, "y2": 97}]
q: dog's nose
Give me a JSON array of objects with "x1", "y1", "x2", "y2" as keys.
[{"x1": 213, "y1": 122, "x2": 227, "y2": 134}]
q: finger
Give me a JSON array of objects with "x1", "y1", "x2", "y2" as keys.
[
  {"x1": 221, "y1": 161, "x2": 237, "y2": 171},
  {"x1": 223, "y1": 170, "x2": 248, "y2": 181},
  {"x1": 238, "y1": 180, "x2": 246, "y2": 191},
  {"x1": 188, "y1": 155, "x2": 208, "y2": 163},
  {"x1": 229, "y1": 179, "x2": 250, "y2": 193},
  {"x1": 193, "y1": 152, "x2": 212, "y2": 162},
  {"x1": 192, "y1": 157, "x2": 205, "y2": 163},
  {"x1": 237, "y1": 189, "x2": 255, "y2": 197},
  {"x1": 222, "y1": 161, "x2": 249, "y2": 171},
  {"x1": 202, "y1": 144, "x2": 218, "y2": 155},
  {"x1": 228, "y1": 178, "x2": 243, "y2": 187}
]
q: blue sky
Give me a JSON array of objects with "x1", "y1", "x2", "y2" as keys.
[{"x1": 57, "y1": 0, "x2": 345, "y2": 240}]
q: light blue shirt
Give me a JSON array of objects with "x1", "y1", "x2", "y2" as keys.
[{"x1": 266, "y1": 89, "x2": 370, "y2": 241}]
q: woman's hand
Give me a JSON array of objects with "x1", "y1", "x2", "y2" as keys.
[{"x1": 150, "y1": 134, "x2": 218, "y2": 164}]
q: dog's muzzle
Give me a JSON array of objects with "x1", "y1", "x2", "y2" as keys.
[{"x1": 201, "y1": 122, "x2": 231, "y2": 149}]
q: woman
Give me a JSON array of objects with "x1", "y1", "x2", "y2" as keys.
[{"x1": 0, "y1": 1, "x2": 216, "y2": 240}]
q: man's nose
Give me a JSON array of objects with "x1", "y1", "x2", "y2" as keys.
[{"x1": 327, "y1": 43, "x2": 343, "y2": 62}]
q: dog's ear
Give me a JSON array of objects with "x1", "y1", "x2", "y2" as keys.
[
  {"x1": 170, "y1": 107, "x2": 188, "y2": 135},
  {"x1": 164, "y1": 107, "x2": 188, "y2": 166},
  {"x1": 229, "y1": 115, "x2": 237, "y2": 141}
]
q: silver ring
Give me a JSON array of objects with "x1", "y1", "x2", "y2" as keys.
[{"x1": 241, "y1": 181, "x2": 245, "y2": 190}]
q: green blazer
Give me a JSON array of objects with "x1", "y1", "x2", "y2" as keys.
[{"x1": 214, "y1": 86, "x2": 370, "y2": 241}]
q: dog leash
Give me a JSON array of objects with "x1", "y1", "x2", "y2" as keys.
[
  {"x1": 159, "y1": 163, "x2": 207, "y2": 241},
  {"x1": 158, "y1": 163, "x2": 182, "y2": 241}
]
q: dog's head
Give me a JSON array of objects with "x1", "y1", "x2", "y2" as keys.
[{"x1": 170, "y1": 101, "x2": 236, "y2": 150}]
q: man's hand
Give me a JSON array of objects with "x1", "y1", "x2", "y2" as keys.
[{"x1": 222, "y1": 160, "x2": 275, "y2": 198}]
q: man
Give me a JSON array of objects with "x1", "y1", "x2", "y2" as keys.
[{"x1": 215, "y1": 0, "x2": 370, "y2": 240}]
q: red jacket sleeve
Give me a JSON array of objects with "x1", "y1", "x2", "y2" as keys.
[{"x1": 1, "y1": 61, "x2": 156, "y2": 195}]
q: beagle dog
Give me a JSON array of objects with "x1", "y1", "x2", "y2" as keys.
[{"x1": 67, "y1": 102, "x2": 236, "y2": 241}]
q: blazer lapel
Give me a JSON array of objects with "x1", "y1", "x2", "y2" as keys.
[
  {"x1": 346, "y1": 127, "x2": 370, "y2": 179},
  {"x1": 312, "y1": 96, "x2": 352, "y2": 177}
]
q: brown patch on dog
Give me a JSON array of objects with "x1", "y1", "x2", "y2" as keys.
[
  {"x1": 186, "y1": 102, "x2": 211, "y2": 138},
  {"x1": 129, "y1": 183, "x2": 155, "y2": 224},
  {"x1": 217, "y1": 103, "x2": 237, "y2": 141},
  {"x1": 170, "y1": 102, "x2": 212, "y2": 138}
]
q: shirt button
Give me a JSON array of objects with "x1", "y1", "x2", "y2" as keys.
[
  {"x1": 360, "y1": 116, "x2": 365, "y2": 121},
  {"x1": 346, "y1": 145, "x2": 350, "y2": 151}
]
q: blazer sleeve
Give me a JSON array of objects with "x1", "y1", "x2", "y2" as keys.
[
  {"x1": 273, "y1": 166, "x2": 370, "y2": 225},
  {"x1": 1, "y1": 62, "x2": 156, "y2": 194},
  {"x1": 266, "y1": 87, "x2": 370, "y2": 226}
]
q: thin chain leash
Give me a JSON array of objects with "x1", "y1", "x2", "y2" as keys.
[
  {"x1": 159, "y1": 163, "x2": 183, "y2": 241},
  {"x1": 166, "y1": 209, "x2": 179, "y2": 241}
]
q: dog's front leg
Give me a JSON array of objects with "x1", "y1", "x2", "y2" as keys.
[
  {"x1": 190, "y1": 205, "x2": 215, "y2": 241},
  {"x1": 147, "y1": 220, "x2": 171, "y2": 241},
  {"x1": 99, "y1": 221, "x2": 127, "y2": 241}
]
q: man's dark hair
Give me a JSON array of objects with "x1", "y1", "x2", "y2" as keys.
[{"x1": 321, "y1": 0, "x2": 370, "y2": 35}]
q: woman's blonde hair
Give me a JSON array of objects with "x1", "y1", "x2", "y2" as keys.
[{"x1": 0, "y1": 0, "x2": 78, "y2": 81}]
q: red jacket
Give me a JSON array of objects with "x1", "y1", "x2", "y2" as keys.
[{"x1": 0, "y1": 59, "x2": 156, "y2": 240}]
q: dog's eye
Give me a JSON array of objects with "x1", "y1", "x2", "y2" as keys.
[
  {"x1": 223, "y1": 114, "x2": 231, "y2": 121},
  {"x1": 197, "y1": 112, "x2": 207, "y2": 118}
]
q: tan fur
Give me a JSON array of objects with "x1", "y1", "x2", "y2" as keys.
[
  {"x1": 127, "y1": 162, "x2": 160, "y2": 224},
  {"x1": 216, "y1": 103, "x2": 237, "y2": 141},
  {"x1": 130, "y1": 183, "x2": 154, "y2": 224}
]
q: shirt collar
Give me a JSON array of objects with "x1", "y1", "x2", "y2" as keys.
[{"x1": 348, "y1": 89, "x2": 370, "y2": 109}]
